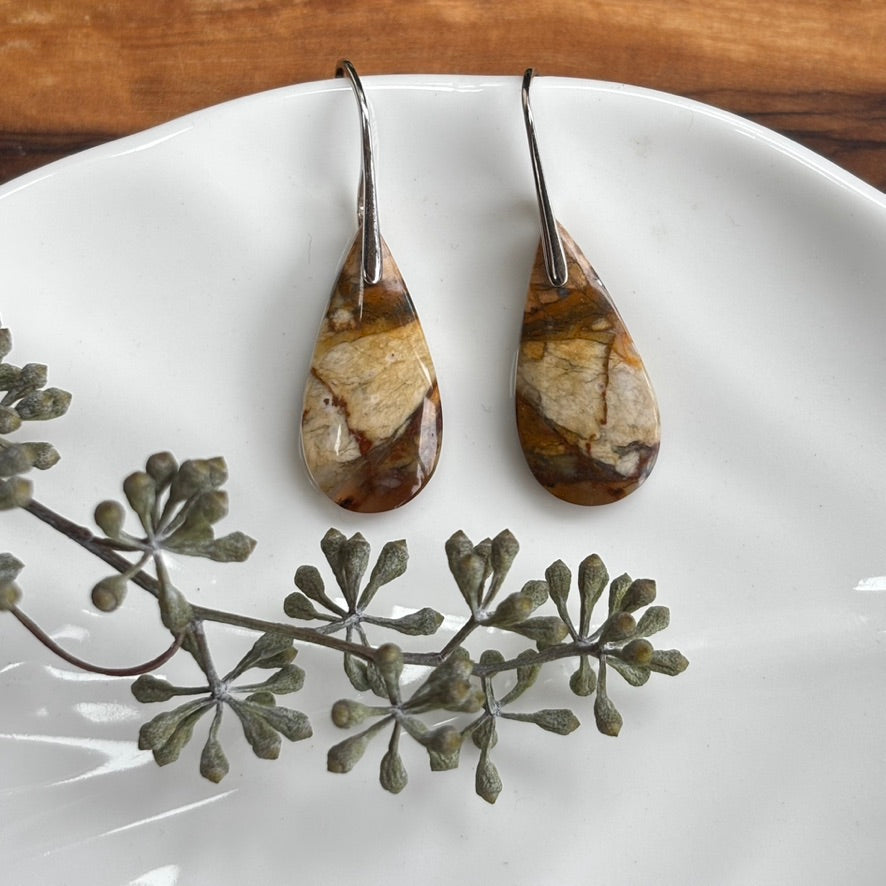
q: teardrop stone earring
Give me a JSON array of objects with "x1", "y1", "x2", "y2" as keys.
[
  {"x1": 515, "y1": 69, "x2": 660, "y2": 506},
  {"x1": 300, "y1": 60, "x2": 442, "y2": 513}
]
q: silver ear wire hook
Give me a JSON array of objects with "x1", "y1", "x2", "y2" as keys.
[
  {"x1": 336, "y1": 59, "x2": 383, "y2": 285},
  {"x1": 522, "y1": 69, "x2": 568, "y2": 288}
]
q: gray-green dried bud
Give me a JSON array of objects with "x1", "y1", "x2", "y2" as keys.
[
  {"x1": 525, "y1": 708, "x2": 580, "y2": 735},
  {"x1": 0, "y1": 362, "x2": 19, "y2": 389},
  {"x1": 620, "y1": 578, "x2": 657, "y2": 613},
  {"x1": 0, "y1": 581, "x2": 22, "y2": 610},
  {"x1": 91, "y1": 575, "x2": 128, "y2": 612},
  {"x1": 336, "y1": 532, "x2": 370, "y2": 607},
  {"x1": 0, "y1": 405, "x2": 21, "y2": 434},
  {"x1": 9, "y1": 362, "x2": 47, "y2": 398},
  {"x1": 0, "y1": 552, "x2": 24, "y2": 584},
  {"x1": 0, "y1": 476, "x2": 31, "y2": 509},
  {"x1": 470, "y1": 715, "x2": 498, "y2": 750},
  {"x1": 131, "y1": 674, "x2": 180, "y2": 703},
  {"x1": 490, "y1": 528, "x2": 519, "y2": 577},
  {"x1": 375, "y1": 607, "x2": 444, "y2": 636},
  {"x1": 331, "y1": 698, "x2": 374, "y2": 729},
  {"x1": 145, "y1": 451, "x2": 178, "y2": 489},
  {"x1": 282, "y1": 591, "x2": 321, "y2": 620},
  {"x1": 506, "y1": 615, "x2": 569, "y2": 649},
  {"x1": 379, "y1": 747, "x2": 408, "y2": 794},
  {"x1": 189, "y1": 490, "x2": 229, "y2": 526},
  {"x1": 475, "y1": 749, "x2": 502, "y2": 804},
  {"x1": 152, "y1": 707, "x2": 208, "y2": 766},
  {"x1": 327, "y1": 721, "x2": 386, "y2": 773},
  {"x1": 206, "y1": 531, "x2": 256, "y2": 563},
  {"x1": 569, "y1": 656, "x2": 597, "y2": 696},
  {"x1": 649, "y1": 649, "x2": 689, "y2": 676},
  {"x1": 374, "y1": 643, "x2": 404, "y2": 701},
  {"x1": 594, "y1": 689, "x2": 623, "y2": 737},
  {"x1": 240, "y1": 663, "x2": 306, "y2": 696},
  {"x1": 636, "y1": 605, "x2": 670, "y2": 637},
  {"x1": 0, "y1": 444, "x2": 34, "y2": 477},
  {"x1": 578, "y1": 553, "x2": 608, "y2": 631},
  {"x1": 545, "y1": 560, "x2": 572, "y2": 607},
  {"x1": 343, "y1": 652, "x2": 370, "y2": 692},
  {"x1": 138, "y1": 700, "x2": 209, "y2": 752},
  {"x1": 607, "y1": 656, "x2": 651, "y2": 687},
  {"x1": 487, "y1": 591, "x2": 534, "y2": 627},
  {"x1": 358, "y1": 539, "x2": 408, "y2": 608},
  {"x1": 200, "y1": 731, "x2": 229, "y2": 783},
  {"x1": 14, "y1": 387, "x2": 71, "y2": 421},
  {"x1": 619, "y1": 638, "x2": 654, "y2": 666},
  {"x1": 233, "y1": 702, "x2": 283, "y2": 759},
  {"x1": 123, "y1": 471, "x2": 156, "y2": 530},
  {"x1": 0, "y1": 325, "x2": 11, "y2": 360},
  {"x1": 246, "y1": 701, "x2": 312, "y2": 742},
  {"x1": 94, "y1": 500, "x2": 127, "y2": 538},
  {"x1": 423, "y1": 725, "x2": 462, "y2": 771},
  {"x1": 599, "y1": 610, "x2": 637, "y2": 643},
  {"x1": 168, "y1": 459, "x2": 216, "y2": 503},
  {"x1": 158, "y1": 584, "x2": 193, "y2": 635},
  {"x1": 20, "y1": 442, "x2": 60, "y2": 471},
  {"x1": 608, "y1": 573, "x2": 633, "y2": 614}
]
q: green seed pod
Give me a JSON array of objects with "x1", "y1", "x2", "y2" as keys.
[
  {"x1": 242, "y1": 663, "x2": 305, "y2": 696},
  {"x1": 145, "y1": 451, "x2": 178, "y2": 489},
  {"x1": 497, "y1": 649, "x2": 542, "y2": 705},
  {"x1": 619, "y1": 638, "x2": 654, "y2": 667},
  {"x1": 168, "y1": 458, "x2": 224, "y2": 503},
  {"x1": 379, "y1": 747, "x2": 408, "y2": 794},
  {"x1": 599, "y1": 611, "x2": 637, "y2": 643},
  {"x1": 230, "y1": 700, "x2": 282, "y2": 760},
  {"x1": 130, "y1": 674, "x2": 179, "y2": 703},
  {"x1": 15, "y1": 387, "x2": 71, "y2": 421},
  {"x1": 577, "y1": 553, "x2": 608, "y2": 634},
  {"x1": 0, "y1": 362, "x2": 19, "y2": 389},
  {"x1": 13, "y1": 362, "x2": 47, "y2": 396},
  {"x1": 206, "y1": 531, "x2": 257, "y2": 563},
  {"x1": 91, "y1": 574, "x2": 128, "y2": 612},
  {"x1": 244, "y1": 691, "x2": 276, "y2": 707},
  {"x1": 94, "y1": 500, "x2": 126, "y2": 538},
  {"x1": 152, "y1": 706, "x2": 209, "y2": 767},
  {"x1": 475, "y1": 749, "x2": 502, "y2": 804},
  {"x1": 0, "y1": 405, "x2": 21, "y2": 434},
  {"x1": 190, "y1": 490, "x2": 229, "y2": 526},
  {"x1": 545, "y1": 560, "x2": 571, "y2": 607},
  {"x1": 374, "y1": 643, "x2": 404, "y2": 702},
  {"x1": 123, "y1": 471, "x2": 156, "y2": 531},
  {"x1": 343, "y1": 652, "x2": 370, "y2": 692},
  {"x1": 649, "y1": 649, "x2": 690, "y2": 676},
  {"x1": 569, "y1": 655, "x2": 597, "y2": 696},
  {"x1": 331, "y1": 698, "x2": 375, "y2": 728},
  {"x1": 0, "y1": 476, "x2": 32, "y2": 509},
  {"x1": 358, "y1": 539, "x2": 408, "y2": 609},
  {"x1": 636, "y1": 605, "x2": 670, "y2": 637},
  {"x1": 620, "y1": 578, "x2": 657, "y2": 613},
  {"x1": 0, "y1": 325, "x2": 11, "y2": 360},
  {"x1": 138, "y1": 699, "x2": 209, "y2": 751},
  {"x1": 282, "y1": 591, "x2": 321, "y2": 620}
]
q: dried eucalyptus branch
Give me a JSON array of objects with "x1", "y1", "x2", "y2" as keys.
[{"x1": 0, "y1": 320, "x2": 689, "y2": 802}]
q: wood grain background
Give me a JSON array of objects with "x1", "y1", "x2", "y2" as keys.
[{"x1": 1, "y1": 0, "x2": 884, "y2": 190}]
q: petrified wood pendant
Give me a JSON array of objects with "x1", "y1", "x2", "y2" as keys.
[
  {"x1": 301, "y1": 228, "x2": 442, "y2": 513},
  {"x1": 515, "y1": 224, "x2": 660, "y2": 506}
]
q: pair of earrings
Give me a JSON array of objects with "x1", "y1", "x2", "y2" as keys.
[{"x1": 300, "y1": 61, "x2": 660, "y2": 513}]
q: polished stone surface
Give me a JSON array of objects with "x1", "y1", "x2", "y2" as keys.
[
  {"x1": 516, "y1": 224, "x2": 660, "y2": 505},
  {"x1": 301, "y1": 229, "x2": 442, "y2": 512}
]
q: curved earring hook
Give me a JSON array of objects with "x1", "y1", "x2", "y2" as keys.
[
  {"x1": 522, "y1": 69, "x2": 568, "y2": 288},
  {"x1": 336, "y1": 59, "x2": 383, "y2": 285}
]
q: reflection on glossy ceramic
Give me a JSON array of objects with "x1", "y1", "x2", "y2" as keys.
[{"x1": 0, "y1": 76, "x2": 885, "y2": 886}]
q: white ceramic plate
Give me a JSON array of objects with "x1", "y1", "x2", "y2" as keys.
[{"x1": 1, "y1": 75, "x2": 885, "y2": 885}]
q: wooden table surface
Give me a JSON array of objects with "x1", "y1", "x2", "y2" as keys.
[{"x1": 1, "y1": 0, "x2": 884, "y2": 191}]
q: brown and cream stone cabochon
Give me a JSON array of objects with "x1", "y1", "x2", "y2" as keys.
[
  {"x1": 301, "y1": 229, "x2": 442, "y2": 513},
  {"x1": 516, "y1": 224, "x2": 660, "y2": 506}
]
